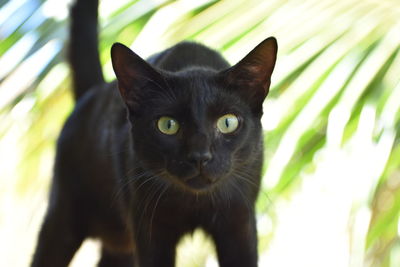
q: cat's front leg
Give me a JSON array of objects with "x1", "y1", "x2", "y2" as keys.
[
  {"x1": 134, "y1": 222, "x2": 179, "y2": 267},
  {"x1": 31, "y1": 196, "x2": 85, "y2": 267},
  {"x1": 210, "y1": 210, "x2": 258, "y2": 267}
]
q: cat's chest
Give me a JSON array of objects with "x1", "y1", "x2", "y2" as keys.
[{"x1": 151, "y1": 191, "x2": 226, "y2": 225}]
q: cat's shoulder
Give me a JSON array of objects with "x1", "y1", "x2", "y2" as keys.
[{"x1": 58, "y1": 81, "x2": 122, "y2": 145}]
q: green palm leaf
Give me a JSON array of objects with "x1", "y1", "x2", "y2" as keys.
[{"x1": 1, "y1": 0, "x2": 399, "y2": 266}]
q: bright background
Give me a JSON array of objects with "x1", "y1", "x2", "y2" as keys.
[{"x1": 1, "y1": 0, "x2": 400, "y2": 266}]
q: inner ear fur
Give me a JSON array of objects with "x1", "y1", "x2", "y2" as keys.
[
  {"x1": 219, "y1": 37, "x2": 278, "y2": 113},
  {"x1": 111, "y1": 43, "x2": 165, "y2": 109}
]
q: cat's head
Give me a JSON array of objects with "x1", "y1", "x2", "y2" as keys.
[{"x1": 111, "y1": 38, "x2": 277, "y2": 193}]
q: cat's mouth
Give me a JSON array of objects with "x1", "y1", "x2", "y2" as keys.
[
  {"x1": 183, "y1": 174, "x2": 214, "y2": 191},
  {"x1": 166, "y1": 171, "x2": 219, "y2": 193},
  {"x1": 164, "y1": 161, "x2": 227, "y2": 193}
]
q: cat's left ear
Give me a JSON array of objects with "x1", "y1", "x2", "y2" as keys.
[{"x1": 219, "y1": 37, "x2": 278, "y2": 113}]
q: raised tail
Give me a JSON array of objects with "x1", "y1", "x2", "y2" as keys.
[{"x1": 69, "y1": 0, "x2": 104, "y2": 100}]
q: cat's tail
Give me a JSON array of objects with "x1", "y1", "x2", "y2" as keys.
[{"x1": 69, "y1": 0, "x2": 104, "y2": 100}]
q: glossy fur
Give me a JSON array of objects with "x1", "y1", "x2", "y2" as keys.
[{"x1": 31, "y1": 0, "x2": 277, "y2": 266}]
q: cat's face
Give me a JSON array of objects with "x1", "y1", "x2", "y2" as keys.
[
  {"x1": 111, "y1": 38, "x2": 277, "y2": 193},
  {"x1": 126, "y1": 71, "x2": 262, "y2": 192}
]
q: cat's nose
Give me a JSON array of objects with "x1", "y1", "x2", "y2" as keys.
[{"x1": 187, "y1": 150, "x2": 212, "y2": 167}]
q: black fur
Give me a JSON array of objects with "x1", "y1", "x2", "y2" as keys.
[
  {"x1": 31, "y1": 0, "x2": 277, "y2": 266},
  {"x1": 69, "y1": 0, "x2": 104, "y2": 100}
]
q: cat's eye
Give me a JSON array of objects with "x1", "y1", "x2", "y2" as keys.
[
  {"x1": 216, "y1": 114, "x2": 239, "y2": 134},
  {"x1": 157, "y1": 116, "x2": 179, "y2": 135}
]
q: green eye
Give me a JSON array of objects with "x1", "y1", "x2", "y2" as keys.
[
  {"x1": 157, "y1": 116, "x2": 179, "y2": 135},
  {"x1": 217, "y1": 114, "x2": 239, "y2": 134}
]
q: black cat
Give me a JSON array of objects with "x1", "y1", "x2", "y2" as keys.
[{"x1": 31, "y1": 0, "x2": 277, "y2": 266}]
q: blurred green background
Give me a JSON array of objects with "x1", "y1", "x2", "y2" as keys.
[{"x1": 1, "y1": 0, "x2": 400, "y2": 266}]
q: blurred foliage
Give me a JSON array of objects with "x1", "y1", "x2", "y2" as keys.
[{"x1": 0, "y1": 0, "x2": 400, "y2": 266}]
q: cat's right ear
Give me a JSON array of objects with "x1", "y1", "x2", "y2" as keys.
[{"x1": 111, "y1": 43, "x2": 164, "y2": 109}]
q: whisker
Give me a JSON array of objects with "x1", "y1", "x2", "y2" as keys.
[
  {"x1": 111, "y1": 169, "x2": 163, "y2": 208},
  {"x1": 131, "y1": 172, "x2": 163, "y2": 196},
  {"x1": 232, "y1": 172, "x2": 259, "y2": 188},
  {"x1": 111, "y1": 170, "x2": 149, "y2": 203},
  {"x1": 231, "y1": 168, "x2": 275, "y2": 212},
  {"x1": 228, "y1": 179, "x2": 254, "y2": 214},
  {"x1": 135, "y1": 171, "x2": 169, "y2": 236},
  {"x1": 208, "y1": 190, "x2": 216, "y2": 208},
  {"x1": 149, "y1": 183, "x2": 169, "y2": 241},
  {"x1": 221, "y1": 185, "x2": 231, "y2": 209},
  {"x1": 136, "y1": 181, "x2": 160, "y2": 237}
]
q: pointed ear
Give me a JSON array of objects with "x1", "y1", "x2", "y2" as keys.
[
  {"x1": 111, "y1": 43, "x2": 165, "y2": 109},
  {"x1": 220, "y1": 37, "x2": 278, "y2": 113}
]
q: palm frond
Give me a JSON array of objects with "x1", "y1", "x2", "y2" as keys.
[{"x1": 1, "y1": 0, "x2": 399, "y2": 266}]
